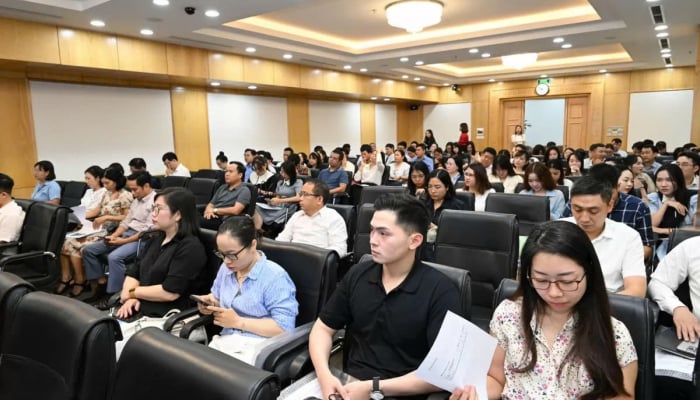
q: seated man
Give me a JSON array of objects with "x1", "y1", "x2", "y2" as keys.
[
  {"x1": 353, "y1": 144, "x2": 385, "y2": 186},
  {"x1": 276, "y1": 179, "x2": 347, "y2": 257},
  {"x1": 82, "y1": 171, "x2": 156, "y2": 302},
  {"x1": 201, "y1": 161, "x2": 251, "y2": 230},
  {"x1": 561, "y1": 176, "x2": 647, "y2": 297},
  {"x1": 0, "y1": 173, "x2": 25, "y2": 243},
  {"x1": 162, "y1": 151, "x2": 190, "y2": 177},
  {"x1": 309, "y1": 194, "x2": 459, "y2": 400},
  {"x1": 318, "y1": 147, "x2": 348, "y2": 198},
  {"x1": 128, "y1": 157, "x2": 161, "y2": 189},
  {"x1": 413, "y1": 143, "x2": 434, "y2": 172}
]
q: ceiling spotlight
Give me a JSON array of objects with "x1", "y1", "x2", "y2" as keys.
[
  {"x1": 370, "y1": 97, "x2": 378, "y2": 100},
  {"x1": 400, "y1": 57, "x2": 409, "y2": 62},
  {"x1": 245, "y1": 47, "x2": 256, "y2": 53},
  {"x1": 662, "y1": 53, "x2": 672, "y2": 58},
  {"x1": 488, "y1": 79, "x2": 495, "y2": 82},
  {"x1": 660, "y1": 48, "x2": 671, "y2": 54},
  {"x1": 248, "y1": 85, "x2": 257, "y2": 90},
  {"x1": 468, "y1": 48, "x2": 479, "y2": 54},
  {"x1": 656, "y1": 32, "x2": 669, "y2": 38},
  {"x1": 561, "y1": 43, "x2": 572, "y2": 49},
  {"x1": 360, "y1": 68, "x2": 368, "y2": 72},
  {"x1": 443, "y1": 83, "x2": 450, "y2": 86},
  {"x1": 654, "y1": 24, "x2": 668, "y2": 31},
  {"x1": 372, "y1": 78, "x2": 382, "y2": 83},
  {"x1": 402, "y1": 75, "x2": 409, "y2": 79},
  {"x1": 417, "y1": 85, "x2": 426, "y2": 90},
  {"x1": 343, "y1": 65, "x2": 352, "y2": 70},
  {"x1": 481, "y1": 53, "x2": 491, "y2": 58},
  {"x1": 140, "y1": 28, "x2": 154, "y2": 36},
  {"x1": 414, "y1": 77, "x2": 421, "y2": 81},
  {"x1": 665, "y1": 64, "x2": 673, "y2": 68},
  {"x1": 205, "y1": 9, "x2": 220, "y2": 18},
  {"x1": 553, "y1": 37, "x2": 565, "y2": 43},
  {"x1": 599, "y1": 69, "x2": 607, "y2": 73},
  {"x1": 383, "y1": 98, "x2": 391, "y2": 101},
  {"x1": 90, "y1": 20, "x2": 105, "y2": 27},
  {"x1": 210, "y1": 82, "x2": 221, "y2": 87},
  {"x1": 312, "y1": 69, "x2": 321, "y2": 74},
  {"x1": 283, "y1": 53, "x2": 293, "y2": 60},
  {"x1": 153, "y1": 0, "x2": 169, "y2": 5},
  {"x1": 415, "y1": 60, "x2": 424, "y2": 65}
]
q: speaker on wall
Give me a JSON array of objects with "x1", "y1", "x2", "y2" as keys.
[{"x1": 409, "y1": 104, "x2": 420, "y2": 111}]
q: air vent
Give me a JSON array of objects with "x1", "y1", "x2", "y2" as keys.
[
  {"x1": 664, "y1": 57, "x2": 673, "y2": 66},
  {"x1": 0, "y1": 5, "x2": 61, "y2": 18},
  {"x1": 659, "y1": 38, "x2": 670, "y2": 49},
  {"x1": 299, "y1": 58, "x2": 337, "y2": 67},
  {"x1": 650, "y1": 5, "x2": 664, "y2": 24},
  {"x1": 168, "y1": 36, "x2": 232, "y2": 48}
]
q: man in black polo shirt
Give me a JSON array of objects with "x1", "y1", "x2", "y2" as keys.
[{"x1": 309, "y1": 194, "x2": 460, "y2": 400}]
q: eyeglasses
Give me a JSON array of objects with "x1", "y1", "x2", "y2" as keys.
[
  {"x1": 678, "y1": 162, "x2": 694, "y2": 168},
  {"x1": 299, "y1": 191, "x2": 320, "y2": 198},
  {"x1": 528, "y1": 273, "x2": 586, "y2": 292},
  {"x1": 151, "y1": 204, "x2": 168, "y2": 216},
  {"x1": 213, "y1": 244, "x2": 248, "y2": 262}
]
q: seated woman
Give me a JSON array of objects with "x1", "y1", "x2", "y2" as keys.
[
  {"x1": 445, "y1": 156, "x2": 463, "y2": 185},
  {"x1": 617, "y1": 168, "x2": 635, "y2": 196},
  {"x1": 407, "y1": 161, "x2": 430, "y2": 201},
  {"x1": 116, "y1": 187, "x2": 206, "y2": 319},
  {"x1": 648, "y1": 164, "x2": 698, "y2": 260},
  {"x1": 249, "y1": 155, "x2": 278, "y2": 200},
  {"x1": 460, "y1": 162, "x2": 494, "y2": 212},
  {"x1": 194, "y1": 215, "x2": 298, "y2": 362},
  {"x1": 254, "y1": 161, "x2": 302, "y2": 234},
  {"x1": 79, "y1": 165, "x2": 107, "y2": 211},
  {"x1": 424, "y1": 169, "x2": 465, "y2": 260},
  {"x1": 623, "y1": 155, "x2": 654, "y2": 203},
  {"x1": 215, "y1": 151, "x2": 228, "y2": 170},
  {"x1": 59, "y1": 167, "x2": 133, "y2": 297},
  {"x1": 308, "y1": 152, "x2": 322, "y2": 171},
  {"x1": 31, "y1": 160, "x2": 61, "y2": 204},
  {"x1": 388, "y1": 149, "x2": 410, "y2": 185},
  {"x1": 566, "y1": 151, "x2": 585, "y2": 177},
  {"x1": 512, "y1": 150, "x2": 529, "y2": 177},
  {"x1": 546, "y1": 158, "x2": 574, "y2": 188},
  {"x1": 451, "y1": 221, "x2": 637, "y2": 400},
  {"x1": 519, "y1": 162, "x2": 566, "y2": 219},
  {"x1": 489, "y1": 155, "x2": 523, "y2": 194}
]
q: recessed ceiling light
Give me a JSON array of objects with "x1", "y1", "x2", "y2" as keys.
[
  {"x1": 371, "y1": 96, "x2": 378, "y2": 100},
  {"x1": 283, "y1": 53, "x2": 293, "y2": 60},
  {"x1": 248, "y1": 85, "x2": 257, "y2": 90},
  {"x1": 60, "y1": 29, "x2": 74, "y2": 38},
  {"x1": 662, "y1": 53, "x2": 672, "y2": 58},
  {"x1": 401, "y1": 75, "x2": 409, "y2": 79},
  {"x1": 646, "y1": 0, "x2": 660, "y2": 2},
  {"x1": 140, "y1": 28, "x2": 154, "y2": 36},
  {"x1": 400, "y1": 57, "x2": 409, "y2": 62},
  {"x1": 599, "y1": 69, "x2": 607, "y2": 73},
  {"x1": 488, "y1": 79, "x2": 495, "y2": 82},
  {"x1": 90, "y1": 20, "x2": 105, "y2": 27},
  {"x1": 415, "y1": 60, "x2": 424, "y2": 65},
  {"x1": 561, "y1": 43, "x2": 572, "y2": 49},
  {"x1": 383, "y1": 98, "x2": 391, "y2": 101},
  {"x1": 654, "y1": 24, "x2": 668, "y2": 31},
  {"x1": 417, "y1": 85, "x2": 426, "y2": 90},
  {"x1": 360, "y1": 68, "x2": 368, "y2": 72},
  {"x1": 553, "y1": 37, "x2": 564, "y2": 43},
  {"x1": 413, "y1": 77, "x2": 421, "y2": 81},
  {"x1": 245, "y1": 47, "x2": 256, "y2": 53},
  {"x1": 343, "y1": 65, "x2": 352, "y2": 70},
  {"x1": 443, "y1": 83, "x2": 450, "y2": 86},
  {"x1": 665, "y1": 64, "x2": 674, "y2": 68},
  {"x1": 210, "y1": 82, "x2": 221, "y2": 86},
  {"x1": 656, "y1": 32, "x2": 669, "y2": 38},
  {"x1": 481, "y1": 53, "x2": 491, "y2": 58},
  {"x1": 660, "y1": 48, "x2": 671, "y2": 54},
  {"x1": 205, "y1": 9, "x2": 220, "y2": 17},
  {"x1": 313, "y1": 69, "x2": 321, "y2": 74},
  {"x1": 153, "y1": 0, "x2": 169, "y2": 5},
  {"x1": 468, "y1": 48, "x2": 479, "y2": 54},
  {"x1": 174, "y1": 86, "x2": 184, "y2": 92},
  {"x1": 540, "y1": 74, "x2": 548, "y2": 78},
  {"x1": 372, "y1": 78, "x2": 381, "y2": 83}
]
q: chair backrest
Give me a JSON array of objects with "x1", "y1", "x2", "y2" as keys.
[
  {"x1": 435, "y1": 210, "x2": 518, "y2": 325},
  {"x1": 0, "y1": 272, "x2": 33, "y2": 347},
  {"x1": 423, "y1": 262, "x2": 472, "y2": 321},
  {"x1": 187, "y1": 177, "x2": 220, "y2": 207},
  {"x1": 486, "y1": 192, "x2": 549, "y2": 236},
  {"x1": 13, "y1": 198, "x2": 34, "y2": 212},
  {"x1": 258, "y1": 239, "x2": 339, "y2": 326},
  {"x1": 297, "y1": 175, "x2": 311, "y2": 183},
  {"x1": 380, "y1": 165, "x2": 391, "y2": 185},
  {"x1": 193, "y1": 229, "x2": 224, "y2": 295},
  {"x1": 309, "y1": 168, "x2": 320, "y2": 178},
  {"x1": 326, "y1": 204, "x2": 356, "y2": 253},
  {"x1": 161, "y1": 176, "x2": 190, "y2": 188},
  {"x1": 494, "y1": 279, "x2": 655, "y2": 400},
  {"x1": 358, "y1": 185, "x2": 407, "y2": 206},
  {"x1": 454, "y1": 191, "x2": 475, "y2": 211},
  {"x1": 60, "y1": 181, "x2": 88, "y2": 207},
  {"x1": 557, "y1": 185, "x2": 570, "y2": 203},
  {"x1": 1, "y1": 291, "x2": 121, "y2": 400},
  {"x1": 490, "y1": 182, "x2": 504, "y2": 193},
  {"x1": 668, "y1": 228, "x2": 700, "y2": 252},
  {"x1": 243, "y1": 183, "x2": 258, "y2": 216},
  {"x1": 192, "y1": 169, "x2": 223, "y2": 180},
  {"x1": 113, "y1": 328, "x2": 280, "y2": 400},
  {"x1": 353, "y1": 203, "x2": 375, "y2": 261}
]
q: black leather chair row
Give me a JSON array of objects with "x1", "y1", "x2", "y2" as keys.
[
  {"x1": 485, "y1": 192, "x2": 549, "y2": 236},
  {"x1": 56, "y1": 180, "x2": 88, "y2": 207}
]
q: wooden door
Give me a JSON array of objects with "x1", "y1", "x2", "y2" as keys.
[
  {"x1": 564, "y1": 97, "x2": 589, "y2": 149},
  {"x1": 502, "y1": 100, "x2": 524, "y2": 150}
]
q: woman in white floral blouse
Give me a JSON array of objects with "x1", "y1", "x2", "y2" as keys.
[{"x1": 451, "y1": 221, "x2": 638, "y2": 400}]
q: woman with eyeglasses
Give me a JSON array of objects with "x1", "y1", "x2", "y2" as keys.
[
  {"x1": 460, "y1": 162, "x2": 495, "y2": 212},
  {"x1": 193, "y1": 215, "x2": 298, "y2": 361},
  {"x1": 450, "y1": 221, "x2": 637, "y2": 400},
  {"x1": 114, "y1": 187, "x2": 206, "y2": 319}
]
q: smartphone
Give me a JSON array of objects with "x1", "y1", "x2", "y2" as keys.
[{"x1": 189, "y1": 294, "x2": 212, "y2": 306}]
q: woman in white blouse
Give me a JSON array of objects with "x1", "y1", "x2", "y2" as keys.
[
  {"x1": 80, "y1": 165, "x2": 107, "y2": 211},
  {"x1": 388, "y1": 149, "x2": 410, "y2": 184},
  {"x1": 459, "y1": 162, "x2": 494, "y2": 212},
  {"x1": 489, "y1": 155, "x2": 523, "y2": 194}
]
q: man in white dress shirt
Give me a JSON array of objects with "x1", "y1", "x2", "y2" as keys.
[
  {"x1": 0, "y1": 174, "x2": 25, "y2": 243},
  {"x1": 162, "y1": 152, "x2": 190, "y2": 177},
  {"x1": 276, "y1": 179, "x2": 348, "y2": 257},
  {"x1": 561, "y1": 176, "x2": 647, "y2": 297}
]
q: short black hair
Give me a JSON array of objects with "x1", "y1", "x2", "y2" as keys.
[
  {"x1": 84, "y1": 165, "x2": 105, "y2": 183},
  {"x1": 0, "y1": 173, "x2": 14, "y2": 195},
  {"x1": 589, "y1": 143, "x2": 604, "y2": 152},
  {"x1": 415, "y1": 143, "x2": 427, "y2": 151},
  {"x1": 284, "y1": 147, "x2": 294, "y2": 153},
  {"x1": 244, "y1": 148, "x2": 256, "y2": 156},
  {"x1": 34, "y1": 160, "x2": 56, "y2": 181},
  {"x1": 677, "y1": 151, "x2": 700, "y2": 166},
  {"x1": 314, "y1": 145, "x2": 324, "y2": 152},
  {"x1": 385, "y1": 143, "x2": 395, "y2": 150},
  {"x1": 631, "y1": 141, "x2": 644, "y2": 151},
  {"x1": 360, "y1": 144, "x2": 372, "y2": 153},
  {"x1": 570, "y1": 175, "x2": 613, "y2": 204},
  {"x1": 128, "y1": 158, "x2": 147, "y2": 169},
  {"x1": 162, "y1": 152, "x2": 178, "y2": 162},
  {"x1": 611, "y1": 138, "x2": 622, "y2": 145},
  {"x1": 482, "y1": 147, "x2": 497, "y2": 157},
  {"x1": 126, "y1": 171, "x2": 152, "y2": 188},
  {"x1": 229, "y1": 161, "x2": 245, "y2": 175},
  {"x1": 588, "y1": 163, "x2": 621, "y2": 188},
  {"x1": 397, "y1": 141, "x2": 407, "y2": 148},
  {"x1": 374, "y1": 193, "x2": 430, "y2": 240},
  {"x1": 641, "y1": 143, "x2": 657, "y2": 153},
  {"x1": 332, "y1": 147, "x2": 345, "y2": 161},
  {"x1": 656, "y1": 141, "x2": 667, "y2": 149},
  {"x1": 306, "y1": 178, "x2": 330, "y2": 204}
]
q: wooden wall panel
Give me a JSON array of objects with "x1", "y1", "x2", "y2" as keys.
[
  {"x1": 692, "y1": 34, "x2": 700, "y2": 145},
  {"x1": 396, "y1": 107, "x2": 423, "y2": 144},
  {"x1": 360, "y1": 102, "x2": 375, "y2": 145},
  {"x1": 0, "y1": 18, "x2": 59, "y2": 64},
  {"x1": 629, "y1": 67, "x2": 694, "y2": 92},
  {"x1": 58, "y1": 29, "x2": 118, "y2": 69},
  {"x1": 243, "y1": 58, "x2": 275, "y2": 85},
  {"x1": 287, "y1": 97, "x2": 310, "y2": 153},
  {"x1": 166, "y1": 44, "x2": 209, "y2": 78},
  {"x1": 170, "y1": 87, "x2": 210, "y2": 170},
  {"x1": 117, "y1": 37, "x2": 167, "y2": 75},
  {"x1": 208, "y1": 52, "x2": 243, "y2": 81},
  {"x1": 273, "y1": 62, "x2": 300, "y2": 87},
  {"x1": 0, "y1": 77, "x2": 37, "y2": 197}
]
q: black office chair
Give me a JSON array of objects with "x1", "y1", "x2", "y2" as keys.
[
  {"x1": 309, "y1": 168, "x2": 320, "y2": 178},
  {"x1": 187, "y1": 177, "x2": 220, "y2": 211},
  {"x1": 0, "y1": 272, "x2": 33, "y2": 346},
  {"x1": 60, "y1": 181, "x2": 88, "y2": 207},
  {"x1": 192, "y1": 169, "x2": 224, "y2": 180},
  {"x1": 0, "y1": 291, "x2": 121, "y2": 400},
  {"x1": 357, "y1": 185, "x2": 407, "y2": 206},
  {"x1": 454, "y1": 191, "x2": 475, "y2": 211},
  {"x1": 161, "y1": 176, "x2": 190, "y2": 188},
  {"x1": 486, "y1": 192, "x2": 550, "y2": 236},
  {"x1": 326, "y1": 204, "x2": 356, "y2": 256},
  {"x1": 668, "y1": 228, "x2": 700, "y2": 252},
  {"x1": 352, "y1": 203, "x2": 374, "y2": 263},
  {"x1": 112, "y1": 328, "x2": 280, "y2": 400},
  {"x1": 435, "y1": 210, "x2": 518, "y2": 330},
  {"x1": 490, "y1": 182, "x2": 504, "y2": 193},
  {"x1": 243, "y1": 183, "x2": 258, "y2": 217},
  {"x1": 0, "y1": 202, "x2": 71, "y2": 289},
  {"x1": 494, "y1": 279, "x2": 655, "y2": 400},
  {"x1": 13, "y1": 198, "x2": 34, "y2": 212},
  {"x1": 557, "y1": 185, "x2": 570, "y2": 203}
]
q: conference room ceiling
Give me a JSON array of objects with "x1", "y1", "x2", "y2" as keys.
[{"x1": 1, "y1": 0, "x2": 698, "y2": 86}]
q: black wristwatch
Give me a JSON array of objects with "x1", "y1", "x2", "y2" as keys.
[{"x1": 370, "y1": 376, "x2": 384, "y2": 400}]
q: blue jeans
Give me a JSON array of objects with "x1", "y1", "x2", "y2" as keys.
[{"x1": 81, "y1": 229, "x2": 139, "y2": 293}]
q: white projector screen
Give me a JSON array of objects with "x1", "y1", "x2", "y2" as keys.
[
  {"x1": 309, "y1": 100, "x2": 361, "y2": 156},
  {"x1": 375, "y1": 104, "x2": 397, "y2": 148},
  {"x1": 628, "y1": 90, "x2": 693, "y2": 150},
  {"x1": 30, "y1": 81, "x2": 174, "y2": 180},
  {"x1": 423, "y1": 103, "x2": 471, "y2": 147},
  {"x1": 207, "y1": 93, "x2": 289, "y2": 166}
]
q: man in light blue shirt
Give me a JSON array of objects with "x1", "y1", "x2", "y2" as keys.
[{"x1": 414, "y1": 143, "x2": 434, "y2": 172}]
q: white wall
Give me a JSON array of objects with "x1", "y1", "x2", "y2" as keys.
[
  {"x1": 423, "y1": 103, "x2": 471, "y2": 147},
  {"x1": 524, "y1": 98, "x2": 566, "y2": 146},
  {"x1": 30, "y1": 81, "x2": 174, "y2": 180},
  {"x1": 375, "y1": 104, "x2": 397, "y2": 148},
  {"x1": 628, "y1": 90, "x2": 694, "y2": 149},
  {"x1": 207, "y1": 93, "x2": 288, "y2": 166},
  {"x1": 309, "y1": 100, "x2": 361, "y2": 154}
]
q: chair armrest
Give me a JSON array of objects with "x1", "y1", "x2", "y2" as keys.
[
  {"x1": 0, "y1": 241, "x2": 19, "y2": 251},
  {"x1": 179, "y1": 314, "x2": 213, "y2": 339},
  {"x1": 163, "y1": 307, "x2": 201, "y2": 332},
  {"x1": 289, "y1": 349, "x2": 313, "y2": 382},
  {"x1": 337, "y1": 253, "x2": 354, "y2": 281},
  {"x1": 196, "y1": 204, "x2": 206, "y2": 213},
  {"x1": 0, "y1": 251, "x2": 55, "y2": 268},
  {"x1": 426, "y1": 392, "x2": 451, "y2": 400},
  {"x1": 255, "y1": 322, "x2": 313, "y2": 369}
]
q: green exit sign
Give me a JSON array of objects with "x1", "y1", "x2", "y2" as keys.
[{"x1": 537, "y1": 78, "x2": 551, "y2": 85}]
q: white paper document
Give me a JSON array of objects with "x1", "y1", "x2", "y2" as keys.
[
  {"x1": 66, "y1": 206, "x2": 105, "y2": 238},
  {"x1": 416, "y1": 311, "x2": 497, "y2": 400}
]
